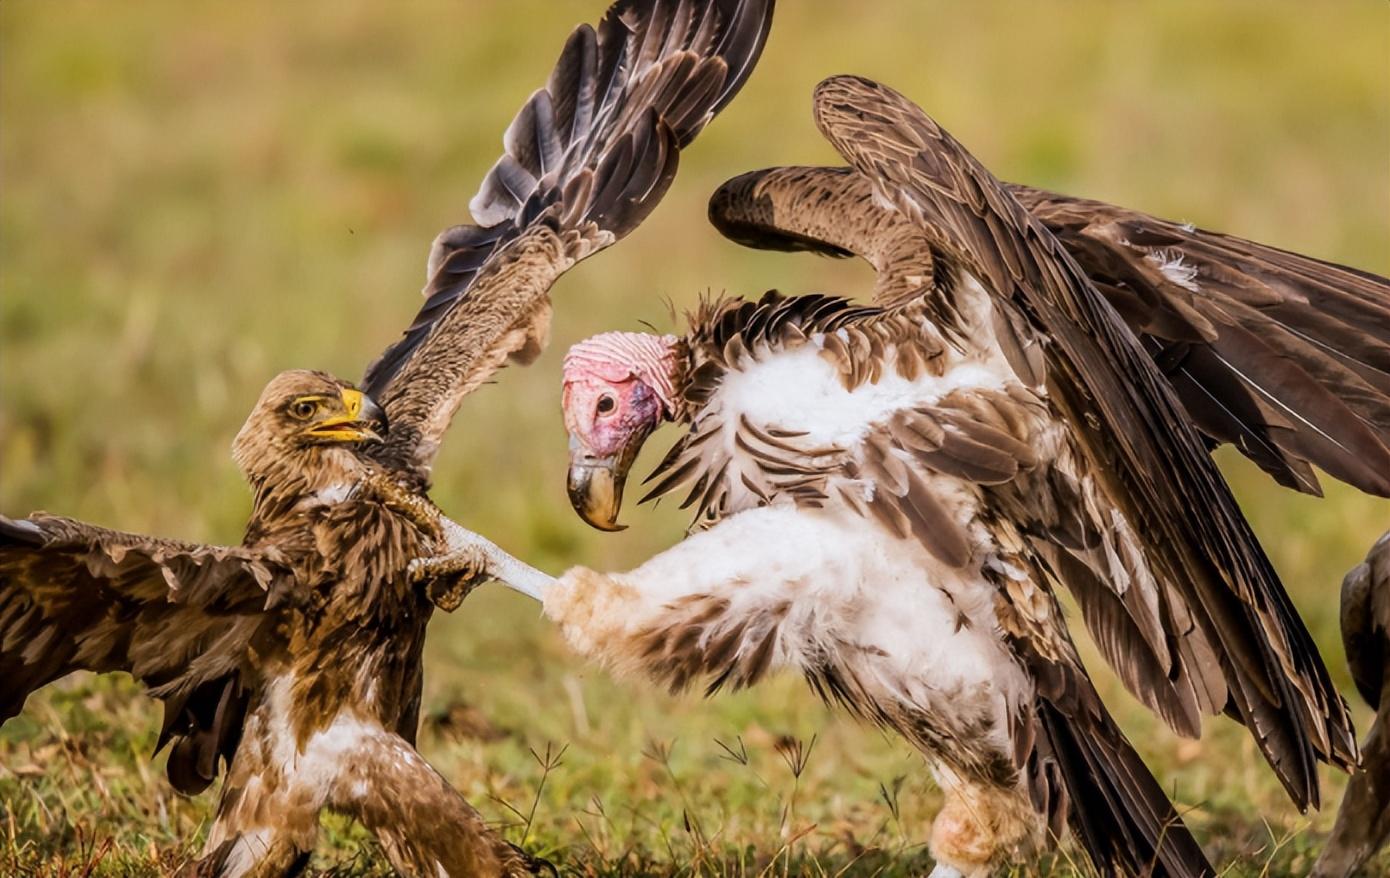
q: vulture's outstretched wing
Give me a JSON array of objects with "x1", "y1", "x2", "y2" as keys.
[
  {"x1": 364, "y1": 0, "x2": 775, "y2": 477},
  {"x1": 807, "y1": 75, "x2": 1356, "y2": 808},
  {"x1": 709, "y1": 166, "x2": 1390, "y2": 497},
  {"x1": 0, "y1": 514, "x2": 294, "y2": 794}
]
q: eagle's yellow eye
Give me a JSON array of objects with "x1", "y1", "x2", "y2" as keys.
[{"x1": 290, "y1": 399, "x2": 319, "y2": 420}]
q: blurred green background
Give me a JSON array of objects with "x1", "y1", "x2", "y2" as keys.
[{"x1": 2, "y1": 1, "x2": 1387, "y2": 874}]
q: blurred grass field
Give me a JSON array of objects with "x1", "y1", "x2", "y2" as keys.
[{"x1": 2, "y1": 1, "x2": 1389, "y2": 875}]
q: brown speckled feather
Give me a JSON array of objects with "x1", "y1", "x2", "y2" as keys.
[
  {"x1": 808, "y1": 75, "x2": 1356, "y2": 812},
  {"x1": 0, "y1": 514, "x2": 293, "y2": 795},
  {"x1": 710, "y1": 165, "x2": 1390, "y2": 497},
  {"x1": 364, "y1": 0, "x2": 775, "y2": 479}
]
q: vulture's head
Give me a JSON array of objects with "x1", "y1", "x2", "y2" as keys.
[
  {"x1": 232, "y1": 369, "x2": 387, "y2": 486},
  {"x1": 561, "y1": 332, "x2": 683, "y2": 531}
]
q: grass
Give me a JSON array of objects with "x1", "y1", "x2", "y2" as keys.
[{"x1": 2, "y1": 0, "x2": 1388, "y2": 874}]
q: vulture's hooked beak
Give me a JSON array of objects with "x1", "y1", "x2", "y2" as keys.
[
  {"x1": 306, "y1": 388, "x2": 386, "y2": 444},
  {"x1": 566, "y1": 427, "x2": 649, "y2": 532}
]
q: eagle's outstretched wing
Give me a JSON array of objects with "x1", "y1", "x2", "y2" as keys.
[
  {"x1": 805, "y1": 75, "x2": 1356, "y2": 809},
  {"x1": 709, "y1": 166, "x2": 1390, "y2": 497},
  {"x1": 0, "y1": 514, "x2": 294, "y2": 794},
  {"x1": 364, "y1": 0, "x2": 775, "y2": 478}
]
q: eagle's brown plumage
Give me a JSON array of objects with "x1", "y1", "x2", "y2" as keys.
[
  {"x1": 0, "y1": 1, "x2": 774, "y2": 874},
  {"x1": 364, "y1": 0, "x2": 776, "y2": 480},
  {"x1": 2, "y1": 371, "x2": 534, "y2": 875}
]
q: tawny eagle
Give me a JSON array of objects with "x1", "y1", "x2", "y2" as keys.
[
  {"x1": 454, "y1": 76, "x2": 1388, "y2": 877},
  {"x1": 0, "y1": 1, "x2": 773, "y2": 875}
]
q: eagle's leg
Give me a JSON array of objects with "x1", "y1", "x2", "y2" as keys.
[
  {"x1": 191, "y1": 744, "x2": 321, "y2": 878},
  {"x1": 411, "y1": 542, "x2": 490, "y2": 611},
  {"x1": 362, "y1": 472, "x2": 555, "y2": 604},
  {"x1": 189, "y1": 671, "x2": 539, "y2": 878},
  {"x1": 194, "y1": 706, "x2": 537, "y2": 877},
  {"x1": 325, "y1": 728, "x2": 541, "y2": 876}
]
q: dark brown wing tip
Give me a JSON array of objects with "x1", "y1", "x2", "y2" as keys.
[
  {"x1": 0, "y1": 516, "x2": 45, "y2": 547},
  {"x1": 707, "y1": 166, "x2": 858, "y2": 257},
  {"x1": 470, "y1": 0, "x2": 775, "y2": 235},
  {"x1": 811, "y1": 74, "x2": 900, "y2": 135}
]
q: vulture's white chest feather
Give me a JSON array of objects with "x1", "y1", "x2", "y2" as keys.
[
  {"x1": 561, "y1": 502, "x2": 1033, "y2": 759},
  {"x1": 713, "y1": 332, "x2": 1013, "y2": 449}
]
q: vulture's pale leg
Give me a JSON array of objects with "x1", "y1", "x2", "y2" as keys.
[
  {"x1": 407, "y1": 511, "x2": 556, "y2": 602},
  {"x1": 536, "y1": 509, "x2": 842, "y2": 686},
  {"x1": 536, "y1": 506, "x2": 1041, "y2": 875},
  {"x1": 927, "y1": 772, "x2": 1039, "y2": 878}
]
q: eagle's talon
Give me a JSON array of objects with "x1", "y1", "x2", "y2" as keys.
[
  {"x1": 411, "y1": 546, "x2": 490, "y2": 610},
  {"x1": 426, "y1": 569, "x2": 484, "y2": 611}
]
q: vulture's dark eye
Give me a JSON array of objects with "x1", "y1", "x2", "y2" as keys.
[
  {"x1": 290, "y1": 399, "x2": 318, "y2": 420},
  {"x1": 596, "y1": 395, "x2": 616, "y2": 416}
]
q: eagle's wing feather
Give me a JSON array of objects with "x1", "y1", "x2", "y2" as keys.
[
  {"x1": 708, "y1": 165, "x2": 1390, "y2": 496},
  {"x1": 365, "y1": 0, "x2": 775, "y2": 477},
  {"x1": 0, "y1": 514, "x2": 293, "y2": 794},
  {"x1": 809, "y1": 75, "x2": 1356, "y2": 808}
]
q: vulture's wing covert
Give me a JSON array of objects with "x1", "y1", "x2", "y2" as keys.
[
  {"x1": 807, "y1": 74, "x2": 1356, "y2": 809},
  {"x1": 708, "y1": 165, "x2": 1390, "y2": 496}
]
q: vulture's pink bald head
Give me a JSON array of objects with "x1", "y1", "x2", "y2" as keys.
[{"x1": 561, "y1": 331, "x2": 680, "y2": 531}]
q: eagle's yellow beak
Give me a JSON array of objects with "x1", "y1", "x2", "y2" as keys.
[{"x1": 304, "y1": 388, "x2": 385, "y2": 443}]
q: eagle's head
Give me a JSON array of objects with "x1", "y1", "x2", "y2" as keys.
[
  {"x1": 232, "y1": 369, "x2": 387, "y2": 488},
  {"x1": 561, "y1": 332, "x2": 683, "y2": 531}
]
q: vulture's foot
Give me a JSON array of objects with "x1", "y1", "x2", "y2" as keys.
[{"x1": 411, "y1": 512, "x2": 557, "y2": 602}]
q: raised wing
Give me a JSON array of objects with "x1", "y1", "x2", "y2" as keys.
[
  {"x1": 809, "y1": 75, "x2": 1355, "y2": 808},
  {"x1": 364, "y1": 0, "x2": 775, "y2": 477},
  {"x1": 0, "y1": 514, "x2": 293, "y2": 794},
  {"x1": 709, "y1": 165, "x2": 1390, "y2": 496}
]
